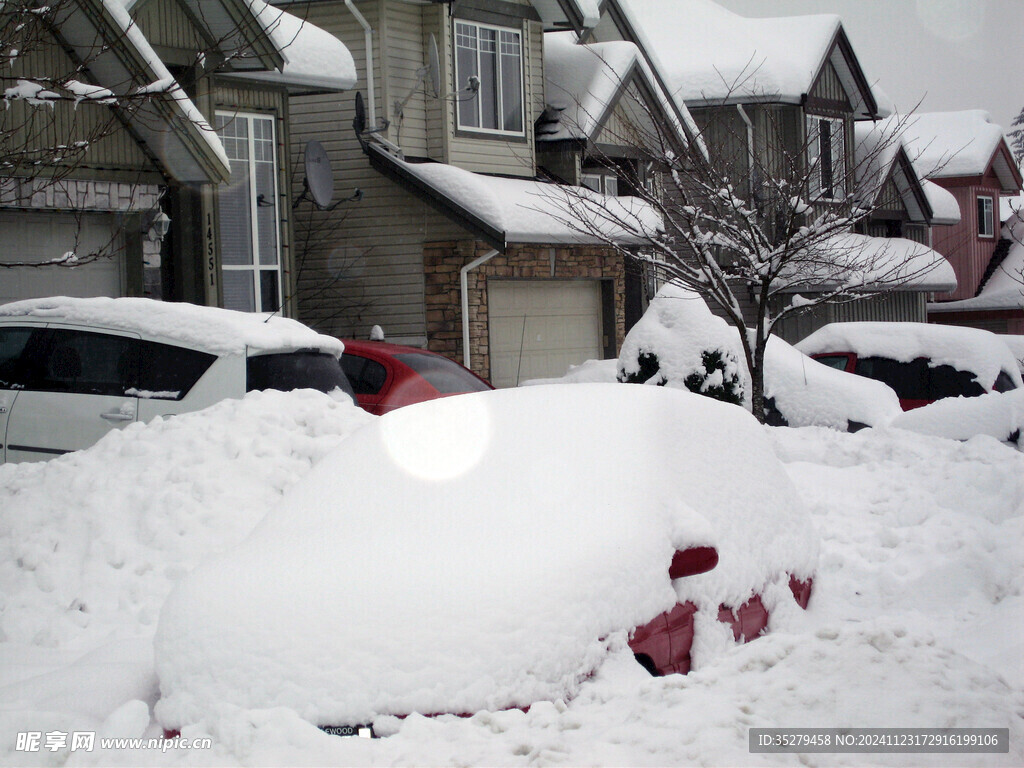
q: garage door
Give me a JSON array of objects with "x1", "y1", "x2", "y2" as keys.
[
  {"x1": 488, "y1": 280, "x2": 603, "y2": 387},
  {"x1": 0, "y1": 211, "x2": 124, "y2": 304}
]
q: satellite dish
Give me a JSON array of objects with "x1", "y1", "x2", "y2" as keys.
[
  {"x1": 353, "y1": 91, "x2": 367, "y2": 135},
  {"x1": 393, "y1": 34, "x2": 442, "y2": 122},
  {"x1": 304, "y1": 140, "x2": 333, "y2": 209}
]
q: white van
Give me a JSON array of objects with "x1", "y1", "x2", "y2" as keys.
[{"x1": 0, "y1": 297, "x2": 353, "y2": 463}]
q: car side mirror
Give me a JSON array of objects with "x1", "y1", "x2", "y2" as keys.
[{"x1": 669, "y1": 546, "x2": 718, "y2": 579}]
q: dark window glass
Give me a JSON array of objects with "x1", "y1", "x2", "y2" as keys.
[
  {"x1": 394, "y1": 352, "x2": 490, "y2": 394},
  {"x1": 855, "y1": 356, "x2": 930, "y2": 400},
  {"x1": 247, "y1": 351, "x2": 355, "y2": 398},
  {"x1": 926, "y1": 363, "x2": 984, "y2": 399},
  {"x1": 340, "y1": 354, "x2": 388, "y2": 395},
  {"x1": 0, "y1": 326, "x2": 36, "y2": 389},
  {"x1": 813, "y1": 355, "x2": 850, "y2": 371},
  {"x1": 819, "y1": 119, "x2": 833, "y2": 198},
  {"x1": 993, "y1": 370, "x2": 1017, "y2": 393},
  {"x1": 134, "y1": 341, "x2": 217, "y2": 400},
  {"x1": 34, "y1": 329, "x2": 138, "y2": 396}
]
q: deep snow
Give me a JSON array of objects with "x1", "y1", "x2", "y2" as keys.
[{"x1": 1, "y1": 389, "x2": 1022, "y2": 766}]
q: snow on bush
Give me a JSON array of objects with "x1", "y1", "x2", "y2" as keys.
[
  {"x1": 617, "y1": 284, "x2": 749, "y2": 406},
  {"x1": 154, "y1": 385, "x2": 816, "y2": 730},
  {"x1": 892, "y1": 389, "x2": 1024, "y2": 449},
  {"x1": 0, "y1": 390, "x2": 372, "y2": 649},
  {"x1": 795, "y1": 321, "x2": 1024, "y2": 391},
  {"x1": 615, "y1": 285, "x2": 900, "y2": 429}
]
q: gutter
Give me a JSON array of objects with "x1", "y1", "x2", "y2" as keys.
[
  {"x1": 345, "y1": 0, "x2": 376, "y2": 127},
  {"x1": 460, "y1": 249, "x2": 499, "y2": 370}
]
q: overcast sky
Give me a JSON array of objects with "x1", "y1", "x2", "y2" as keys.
[{"x1": 713, "y1": 0, "x2": 1023, "y2": 132}]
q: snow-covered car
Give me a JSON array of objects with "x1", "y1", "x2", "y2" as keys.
[
  {"x1": 0, "y1": 297, "x2": 354, "y2": 462},
  {"x1": 795, "y1": 322, "x2": 1023, "y2": 411},
  {"x1": 154, "y1": 385, "x2": 817, "y2": 733},
  {"x1": 340, "y1": 338, "x2": 492, "y2": 414},
  {"x1": 614, "y1": 284, "x2": 901, "y2": 430}
]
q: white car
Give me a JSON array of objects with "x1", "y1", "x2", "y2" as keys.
[{"x1": 0, "y1": 297, "x2": 353, "y2": 463}]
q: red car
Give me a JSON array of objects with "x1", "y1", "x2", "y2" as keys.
[{"x1": 340, "y1": 340, "x2": 493, "y2": 415}]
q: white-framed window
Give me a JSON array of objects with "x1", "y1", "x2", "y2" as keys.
[
  {"x1": 977, "y1": 195, "x2": 995, "y2": 238},
  {"x1": 806, "y1": 115, "x2": 846, "y2": 201},
  {"x1": 215, "y1": 111, "x2": 282, "y2": 313},
  {"x1": 581, "y1": 173, "x2": 619, "y2": 196},
  {"x1": 454, "y1": 20, "x2": 524, "y2": 135}
]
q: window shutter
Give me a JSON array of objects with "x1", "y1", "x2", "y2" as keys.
[
  {"x1": 806, "y1": 116, "x2": 821, "y2": 199},
  {"x1": 831, "y1": 118, "x2": 846, "y2": 200}
]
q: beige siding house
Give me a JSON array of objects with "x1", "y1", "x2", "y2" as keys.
[{"x1": 279, "y1": 0, "x2": 685, "y2": 386}]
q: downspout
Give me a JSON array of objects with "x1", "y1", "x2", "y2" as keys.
[
  {"x1": 344, "y1": 0, "x2": 376, "y2": 127},
  {"x1": 460, "y1": 249, "x2": 499, "y2": 371},
  {"x1": 736, "y1": 104, "x2": 755, "y2": 198}
]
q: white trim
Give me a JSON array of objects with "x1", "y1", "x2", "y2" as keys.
[{"x1": 977, "y1": 195, "x2": 995, "y2": 239}]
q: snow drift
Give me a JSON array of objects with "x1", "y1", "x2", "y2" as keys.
[{"x1": 154, "y1": 385, "x2": 817, "y2": 729}]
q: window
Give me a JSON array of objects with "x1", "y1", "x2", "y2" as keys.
[
  {"x1": 394, "y1": 352, "x2": 491, "y2": 394},
  {"x1": 340, "y1": 354, "x2": 388, "y2": 395},
  {"x1": 977, "y1": 196, "x2": 995, "y2": 238},
  {"x1": 216, "y1": 112, "x2": 283, "y2": 313},
  {"x1": 581, "y1": 173, "x2": 619, "y2": 197},
  {"x1": 0, "y1": 327, "x2": 35, "y2": 389},
  {"x1": 454, "y1": 21, "x2": 523, "y2": 135},
  {"x1": 247, "y1": 351, "x2": 355, "y2": 398},
  {"x1": 134, "y1": 341, "x2": 216, "y2": 400},
  {"x1": 806, "y1": 115, "x2": 846, "y2": 201},
  {"x1": 34, "y1": 329, "x2": 137, "y2": 397}
]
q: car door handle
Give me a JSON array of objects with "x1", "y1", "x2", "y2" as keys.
[{"x1": 100, "y1": 410, "x2": 134, "y2": 422}]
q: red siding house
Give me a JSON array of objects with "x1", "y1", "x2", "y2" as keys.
[{"x1": 905, "y1": 111, "x2": 1024, "y2": 333}]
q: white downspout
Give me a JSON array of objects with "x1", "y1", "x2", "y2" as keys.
[
  {"x1": 736, "y1": 104, "x2": 755, "y2": 198},
  {"x1": 460, "y1": 248, "x2": 499, "y2": 371},
  {"x1": 344, "y1": 0, "x2": 376, "y2": 127}
]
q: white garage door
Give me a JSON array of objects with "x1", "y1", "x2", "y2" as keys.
[
  {"x1": 0, "y1": 211, "x2": 124, "y2": 304},
  {"x1": 488, "y1": 280, "x2": 603, "y2": 387}
]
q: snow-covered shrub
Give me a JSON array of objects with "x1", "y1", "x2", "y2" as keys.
[{"x1": 617, "y1": 284, "x2": 749, "y2": 406}]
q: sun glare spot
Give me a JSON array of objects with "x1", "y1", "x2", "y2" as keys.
[{"x1": 380, "y1": 396, "x2": 492, "y2": 482}]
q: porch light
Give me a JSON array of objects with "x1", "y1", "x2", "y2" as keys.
[{"x1": 147, "y1": 210, "x2": 171, "y2": 243}]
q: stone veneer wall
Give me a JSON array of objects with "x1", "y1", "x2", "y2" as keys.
[{"x1": 424, "y1": 240, "x2": 627, "y2": 381}]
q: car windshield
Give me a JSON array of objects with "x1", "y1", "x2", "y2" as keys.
[
  {"x1": 394, "y1": 352, "x2": 490, "y2": 394},
  {"x1": 247, "y1": 351, "x2": 355, "y2": 398},
  {"x1": 812, "y1": 355, "x2": 849, "y2": 371}
]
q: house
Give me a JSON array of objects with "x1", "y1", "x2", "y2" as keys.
[
  {"x1": 583, "y1": 0, "x2": 957, "y2": 342},
  {"x1": 275, "y1": 0, "x2": 686, "y2": 386},
  {"x1": 0, "y1": 0, "x2": 355, "y2": 319},
  {"x1": 903, "y1": 111, "x2": 1024, "y2": 334}
]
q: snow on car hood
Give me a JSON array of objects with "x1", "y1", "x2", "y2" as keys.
[{"x1": 154, "y1": 384, "x2": 816, "y2": 728}]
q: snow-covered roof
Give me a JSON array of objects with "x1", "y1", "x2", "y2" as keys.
[
  {"x1": 904, "y1": 111, "x2": 1022, "y2": 191},
  {"x1": 780, "y1": 233, "x2": 957, "y2": 293},
  {"x1": 928, "y1": 211, "x2": 1024, "y2": 313},
  {"x1": 367, "y1": 144, "x2": 661, "y2": 249},
  {"x1": 57, "y1": 0, "x2": 231, "y2": 183},
  {"x1": 225, "y1": 2, "x2": 356, "y2": 92},
  {"x1": 539, "y1": 32, "x2": 696, "y2": 146},
  {"x1": 617, "y1": 0, "x2": 886, "y2": 118},
  {"x1": 853, "y1": 119, "x2": 929, "y2": 223},
  {"x1": 922, "y1": 179, "x2": 962, "y2": 226},
  {"x1": 0, "y1": 297, "x2": 344, "y2": 357},
  {"x1": 795, "y1": 321, "x2": 1024, "y2": 390},
  {"x1": 530, "y1": 0, "x2": 600, "y2": 31}
]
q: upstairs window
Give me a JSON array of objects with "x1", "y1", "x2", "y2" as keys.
[
  {"x1": 977, "y1": 196, "x2": 995, "y2": 238},
  {"x1": 806, "y1": 115, "x2": 846, "y2": 201},
  {"x1": 581, "y1": 173, "x2": 619, "y2": 196},
  {"x1": 454, "y1": 21, "x2": 524, "y2": 135}
]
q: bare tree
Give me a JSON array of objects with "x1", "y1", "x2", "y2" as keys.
[{"x1": 539, "y1": 67, "x2": 948, "y2": 421}]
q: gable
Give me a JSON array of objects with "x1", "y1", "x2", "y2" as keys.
[
  {"x1": 132, "y1": 0, "x2": 209, "y2": 65},
  {"x1": 807, "y1": 30, "x2": 877, "y2": 118}
]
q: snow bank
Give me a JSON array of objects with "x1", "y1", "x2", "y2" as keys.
[
  {"x1": 0, "y1": 296, "x2": 344, "y2": 357},
  {"x1": 892, "y1": 389, "x2": 1024, "y2": 449},
  {"x1": 0, "y1": 390, "x2": 372, "y2": 649},
  {"x1": 616, "y1": 285, "x2": 900, "y2": 429},
  {"x1": 1001, "y1": 335, "x2": 1024, "y2": 375},
  {"x1": 522, "y1": 358, "x2": 617, "y2": 386},
  {"x1": 795, "y1": 321, "x2": 1024, "y2": 390},
  {"x1": 155, "y1": 385, "x2": 816, "y2": 729}
]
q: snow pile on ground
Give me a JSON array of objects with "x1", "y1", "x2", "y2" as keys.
[
  {"x1": 522, "y1": 357, "x2": 617, "y2": 386},
  {"x1": 155, "y1": 384, "x2": 816, "y2": 730},
  {"x1": 1001, "y1": 335, "x2": 1024, "y2": 374},
  {"x1": 0, "y1": 389, "x2": 371, "y2": 648},
  {"x1": 892, "y1": 389, "x2": 1024, "y2": 449},
  {"x1": 0, "y1": 296, "x2": 344, "y2": 356},
  {"x1": 796, "y1": 321, "x2": 1024, "y2": 390},
  {"x1": 763, "y1": 336, "x2": 901, "y2": 430}
]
